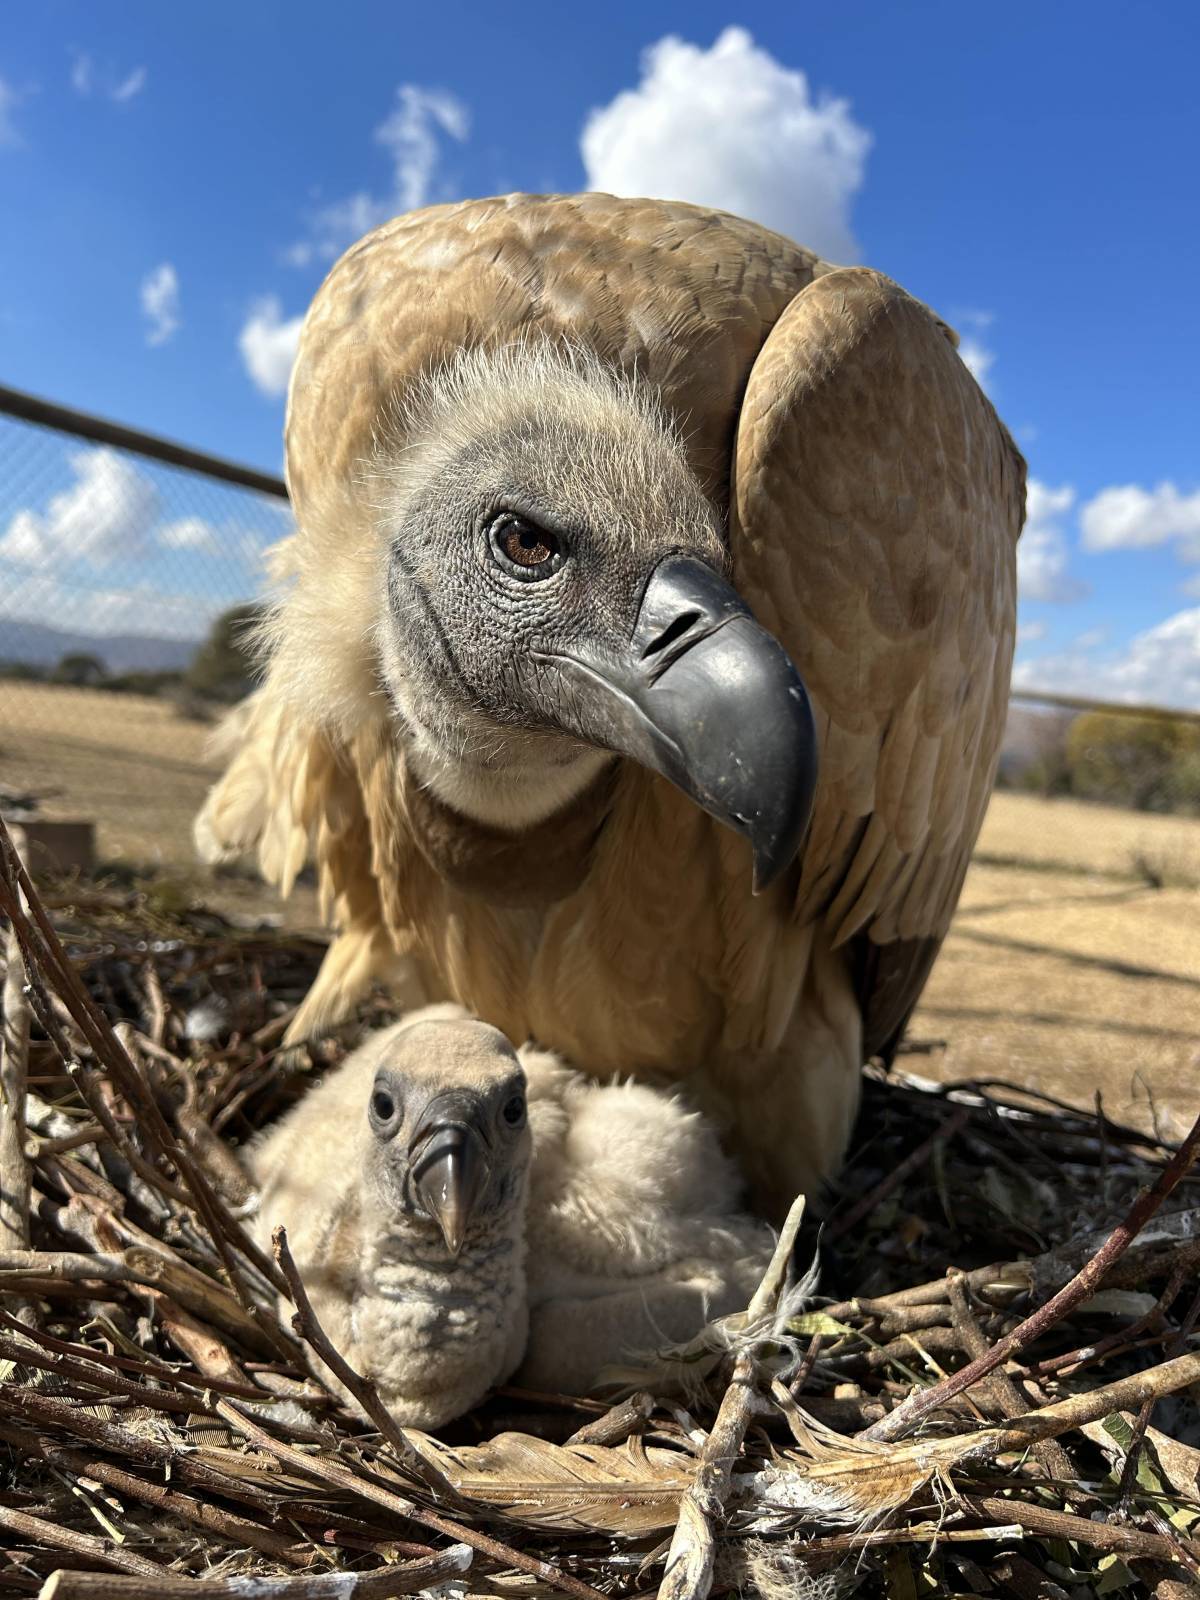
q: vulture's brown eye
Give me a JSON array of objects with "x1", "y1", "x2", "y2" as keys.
[
  {"x1": 501, "y1": 1093, "x2": 527, "y2": 1128},
  {"x1": 488, "y1": 514, "x2": 564, "y2": 581}
]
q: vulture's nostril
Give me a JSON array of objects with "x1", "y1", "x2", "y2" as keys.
[{"x1": 641, "y1": 610, "x2": 702, "y2": 661}]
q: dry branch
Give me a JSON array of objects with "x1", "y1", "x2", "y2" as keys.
[
  {"x1": 657, "y1": 1195, "x2": 807, "y2": 1600},
  {"x1": 0, "y1": 821, "x2": 32, "y2": 1252},
  {"x1": 37, "y1": 1546, "x2": 473, "y2": 1599},
  {"x1": 862, "y1": 1104, "x2": 1200, "y2": 1442}
]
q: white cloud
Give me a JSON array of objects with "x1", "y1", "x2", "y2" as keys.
[
  {"x1": 1013, "y1": 607, "x2": 1200, "y2": 711},
  {"x1": 0, "y1": 448, "x2": 160, "y2": 569},
  {"x1": 1017, "y1": 480, "x2": 1086, "y2": 603},
  {"x1": 1080, "y1": 481, "x2": 1200, "y2": 555},
  {"x1": 953, "y1": 311, "x2": 996, "y2": 392},
  {"x1": 112, "y1": 66, "x2": 147, "y2": 103},
  {"x1": 0, "y1": 567, "x2": 226, "y2": 642},
  {"x1": 581, "y1": 27, "x2": 870, "y2": 261},
  {"x1": 160, "y1": 516, "x2": 217, "y2": 552},
  {"x1": 71, "y1": 53, "x2": 147, "y2": 103},
  {"x1": 1016, "y1": 619, "x2": 1047, "y2": 645},
  {"x1": 140, "y1": 262, "x2": 180, "y2": 346},
  {"x1": 0, "y1": 76, "x2": 22, "y2": 147},
  {"x1": 239, "y1": 297, "x2": 303, "y2": 397},
  {"x1": 958, "y1": 336, "x2": 995, "y2": 389},
  {"x1": 291, "y1": 84, "x2": 469, "y2": 264}
]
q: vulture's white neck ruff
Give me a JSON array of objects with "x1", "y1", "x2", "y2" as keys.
[{"x1": 404, "y1": 732, "x2": 613, "y2": 833}]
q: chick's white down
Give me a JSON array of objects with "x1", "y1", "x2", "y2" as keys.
[{"x1": 252, "y1": 1006, "x2": 775, "y2": 1424}]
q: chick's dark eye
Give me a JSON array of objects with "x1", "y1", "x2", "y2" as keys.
[
  {"x1": 489, "y1": 515, "x2": 563, "y2": 580},
  {"x1": 502, "y1": 1094, "x2": 526, "y2": 1128},
  {"x1": 371, "y1": 1089, "x2": 396, "y2": 1123}
]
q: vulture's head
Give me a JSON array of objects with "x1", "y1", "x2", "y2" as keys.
[
  {"x1": 290, "y1": 342, "x2": 817, "y2": 889},
  {"x1": 361, "y1": 1009, "x2": 531, "y2": 1258}
]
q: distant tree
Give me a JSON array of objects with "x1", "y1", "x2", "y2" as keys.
[
  {"x1": 1067, "y1": 711, "x2": 1200, "y2": 814},
  {"x1": 996, "y1": 705, "x2": 1074, "y2": 797},
  {"x1": 52, "y1": 651, "x2": 108, "y2": 687},
  {"x1": 186, "y1": 603, "x2": 266, "y2": 703},
  {"x1": 0, "y1": 660, "x2": 48, "y2": 682}
]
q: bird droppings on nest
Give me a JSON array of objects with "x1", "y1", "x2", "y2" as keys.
[{"x1": 1, "y1": 829, "x2": 1199, "y2": 1600}]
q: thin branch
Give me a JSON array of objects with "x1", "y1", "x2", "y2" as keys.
[
  {"x1": 862, "y1": 1105, "x2": 1200, "y2": 1442},
  {"x1": 0, "y1": 1420, "x2": 304, "y2": 1563},
  {"x1": 38, "y1": 1546, "x2": 473, "y2": 1599},
  {"x1": 946, "y1": 1273, "x2": 1075, "y2": 1485},
  {"x1": 657, "y1": 1194, "x2": 807, "y2": 1600},
  {"x1": 271, "y1": 1224, "x2": 455, "y2": 1497},
  {"x1": 214, "y1": 1397, "x2": 609, "y2": 1600},
  {"x1": 0, "y1": 822, "x2": 32, "y2": 1252},
  {"x1": 959, "y1": 1495, "x2": 1200, "y2": 1565},
  {"x1": 0, "y1": 1504, "x2": 170, "y2": 1580}
]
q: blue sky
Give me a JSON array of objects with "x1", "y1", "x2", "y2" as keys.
[{"x1": 2, "y1": 1, "x2": 1199, "y2": 700}]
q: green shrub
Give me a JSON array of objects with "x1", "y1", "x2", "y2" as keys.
[
  {"x1": 185, "y1": 603, "x2": 266, "y2": 704},
  {"x1": 1066, "y1": 711, "x2": 1200, "y2": 814}
]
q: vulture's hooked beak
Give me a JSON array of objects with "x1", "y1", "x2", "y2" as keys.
[
  {"x1": 537, "y1": 555, "x2": 818, "y2": 891},
  {"x1": 409, "y1": 1093, "x2": 491, "y2": 1257}
]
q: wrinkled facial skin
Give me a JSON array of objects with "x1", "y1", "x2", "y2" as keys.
[
  {"x1": 383, "y1": 414, "x2": 726, "y2": 759},
  {"x1": 378, "y1": 354, "x2": 819, "y2": 887},
  {"x1": 362, "y1": 1023, "x2": 532, "y2": 1256}
]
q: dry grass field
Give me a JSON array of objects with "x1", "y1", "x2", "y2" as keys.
[{"x1": 3, "y1": 680, "x2": 1198, "y2": 1134}]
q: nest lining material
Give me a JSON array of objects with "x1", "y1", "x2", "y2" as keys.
[{"x1": 0, "y1": 814, "x2": 1198, "y2": 1600}]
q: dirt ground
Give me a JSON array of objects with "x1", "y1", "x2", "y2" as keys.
[{"x1": 3, "y1": 680, "x2": 1198, "y2": 1134}]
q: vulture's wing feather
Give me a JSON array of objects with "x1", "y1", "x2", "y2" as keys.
[{"x1": 733, "y1": 268, "x2": 1024, "y2": 1059}]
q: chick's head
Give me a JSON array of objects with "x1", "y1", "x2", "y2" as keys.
[{"x1": 362, "y1": 1010, "x2": 532, "y2": 1258}]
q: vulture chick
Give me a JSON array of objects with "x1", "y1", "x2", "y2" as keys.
[
  {"x1": 253, "y1": 1007, "x2": 775, "y2": 1416},
  {"x1": 517, "y1": 1043, "x2": 774, "y2": 1395},
  {"x1": 252, "y1": 1007, "x2": 532, "y2": 1427},
  {"x1": 201, "y1": 193, "x2": 1024, "y2": 1218}
]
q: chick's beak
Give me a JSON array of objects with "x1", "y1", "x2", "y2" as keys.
[
  {"x1": 535, "y1": 554, "x2": 818, "y2": 891},
  {"x1": 408, "y1": 1094, "x2": 490, "y2": 1257}
]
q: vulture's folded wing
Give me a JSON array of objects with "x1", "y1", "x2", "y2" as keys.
[
  {"x1": 195, "y1": 691, "x2": 415, "y2": 1040},
  {"x1": 733, "y1": 268, "x2": 1025, "y2": 1061}
]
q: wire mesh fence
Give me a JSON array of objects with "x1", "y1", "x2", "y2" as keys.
[
  {"x1": 0, "y1": 386, "x2": 289, "y2": 871},
  {"x1": 1, "y1": 387, "x2": 1197, "y2": 1133}
]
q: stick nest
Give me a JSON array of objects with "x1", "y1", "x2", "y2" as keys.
[{"x1": 1, "y1": 819, "x2": 1198, "y2": 1600}]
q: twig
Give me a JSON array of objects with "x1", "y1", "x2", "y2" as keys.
[
  {"x1": 214, "y1": 1397, "x2": 609, "y2": 1600},
  {"x1": 1116, "y1": 1395, "x2": 1158, "y2": 1516},
  {"x1": 977, "y1": 1348, "x2": 1200, "y2": 1456},
  {"x1": 568, "y1": 1391, "x2": 656, "y2": 1446},
  {"x1": 271, "y1": 1224, "x2": 455, "y2": 1496},
  {"x1": 0, "y1": 1385, "x2": 283, "y2": 1514},
  {"x1": 946, "y1": 1274, "x2": 1075, "y2": 1485},
  {"x1": 37, "y1": 1546, "x2": 473, "y2": 1599},
  {"x1": 827, "y1": 1104, "x2": 970, "y2": 1241},
  {"x1": 0, "y1": 822, "x2": 32, "y2": 1252},
  {"x1": 0, "y1": 1421, "x2": 304, "y2": 1563},
  {"x1": 0, "y1": 817, "x2": 291, "y2": 1310},
  {"x1": 959, "y1": 1495, "x2": 1200, "y2": 1565},
  {"x1": 1030, "y1": 1238, "x2": 1200, "y2": 1376},
  {"x1": 656, "y1": 1194, "x2": 806, "y2": 1600},
  {"x1": 0, "y1": 1504, "x2": 169, "y2": 1580},
  {"x1": 862, "y1": 1105, "x2": 1200, "y2": 1441}
]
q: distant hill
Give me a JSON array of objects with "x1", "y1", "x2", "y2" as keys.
[{"x1": 0, "y1": 618, "x2": 198, "y2": 674}]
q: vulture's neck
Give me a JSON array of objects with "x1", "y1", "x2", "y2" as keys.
[
  {"x1": 402, "y1": 756, "x2": 619, "y2": 908},
  {"x1": 405, "y1": 739, "x2": 614, "y2": 834}
]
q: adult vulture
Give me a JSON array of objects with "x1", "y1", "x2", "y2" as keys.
[{"x1": 198, "y1": 193, "x2": 1024, "y2": 1216}]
